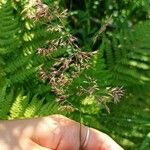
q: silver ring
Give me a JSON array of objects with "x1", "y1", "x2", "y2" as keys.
[{"x1": 82, "y1": 127, "x2": 90, "y2": 148}]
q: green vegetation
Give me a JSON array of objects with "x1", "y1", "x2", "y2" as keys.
[{"x1": 0, "y1": 0, "x2": 150, "y2": 149}]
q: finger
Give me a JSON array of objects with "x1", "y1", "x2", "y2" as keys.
[
  {"x1": 84, "y1": 128, "x2": 124, "y2": 150},
  {"x1": 48, "y1": 115, "x2": 88, "y2": 150},
  {"x1": 22, "y1": 139, "x2": 54, "y2": 150},
  {"x1": 31, "y1": 116, "x2": 62, "y2": 149}
]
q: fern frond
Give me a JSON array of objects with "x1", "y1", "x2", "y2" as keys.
[
  {"x1": 9, "y1": 89, "x2": 28, "y2": 119},
  {"x1": 103, "y1": 20, "x2": 150, "y2": 90},
  {"x1": 24, "y1": 95, "x2": 44, "y2": 118}
]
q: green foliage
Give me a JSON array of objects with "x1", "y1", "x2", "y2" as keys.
[
  {"x1": 103, "y1": 21, "x2": 150, "y2": 87},
  {"x1": 138, "y1": 132, "x2": 150, "y2": 150},
  {"x1": 63, "y1": 0, "x2": 150, "y2": 149},
  {"x1": 98, "y1": 95, "x2": 150, "y2": 149},
  {"x1": 0, "y1": 0, "x2": 73, "y2": 119},
  {"x1": 67, "y1": 20, "x2": 150, "y2": 149},
  {"x1": 0, "y1": 0, "x2": 114, "y2": 120},
  {"x1": 0, "y1": 84, "x2": 14, "y2": 119},
  {"x1": 0, "y1": 84, "x2": 59, "y2": 120},
  {"x1": 0, "y1": 0, "x2": 150, "y2": 149},
  {"x1": 64, "y1": 0, "x2": 150, "y2": 50}
]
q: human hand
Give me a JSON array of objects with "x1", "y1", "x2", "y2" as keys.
[{"x1": 0, "y1": 114, "x2": 123, "y2": 150}]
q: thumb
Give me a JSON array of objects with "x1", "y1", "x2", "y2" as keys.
[{"x1": 84, "y1": 128, "x2": 123, "y2": 150}]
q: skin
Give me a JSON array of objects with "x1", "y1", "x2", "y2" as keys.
[{"x1": 0, "y1": 114, "x2": 123, "y2": 150}]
